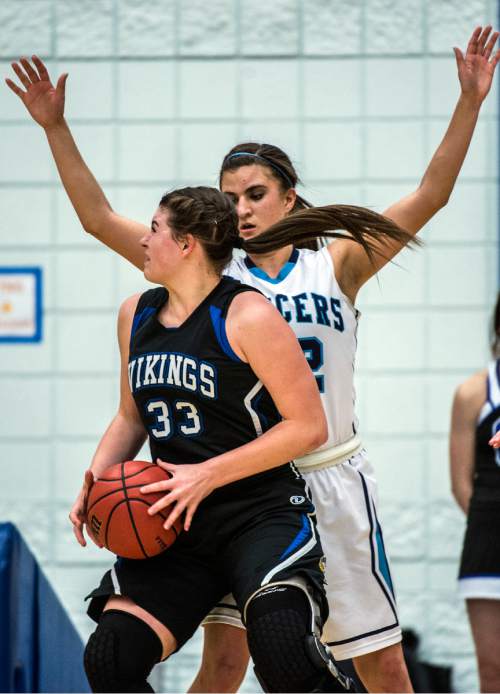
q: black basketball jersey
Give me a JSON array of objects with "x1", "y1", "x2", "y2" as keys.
[
  {"x1": 474, "y1": 360, "x2": 500, "y2": 490},
  {"x1": 129, "y1": 277, "x2": 285, "y2": 475}
]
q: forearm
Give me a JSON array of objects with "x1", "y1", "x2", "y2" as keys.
[
  {"x1": 90, "y1": 410, "x2": 147, "y2": 478},
  {"x1": 203, "y1": 419, "x2": 325, "y2": 490},
  {"x1": 44, "y1": 120, "x2": 113, "y2": 236},
  {"x1": 419, "y1": 93, "x2": 482, "y2": 207}
]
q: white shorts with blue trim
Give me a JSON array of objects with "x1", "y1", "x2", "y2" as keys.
[{"x1": 202, "y1": 450, "x2": 402, "y2": 660}]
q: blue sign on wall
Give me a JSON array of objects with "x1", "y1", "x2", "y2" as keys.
[{"x1": 0, "y1": 267, "x2": 43, "y2": 343}]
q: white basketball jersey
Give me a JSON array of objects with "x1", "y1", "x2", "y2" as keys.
[{"x1": 224, "y1": 246, "x2": 360, "y2": 454}]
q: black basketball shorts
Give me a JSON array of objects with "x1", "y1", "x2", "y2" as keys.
[
  {"x1": 86, "y1": 465, "x2": 328, "y2": 649},
  {"x1": 458, "y1": 491, "x2": 500, "y2": 600}
]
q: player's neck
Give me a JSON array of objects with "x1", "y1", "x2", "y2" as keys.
[
  {"x1": 160, "y1": 271, "x2": 220, "y2": 327},
  {"x1": 246, "y1": 244, "x2": 295, "y2": 279}
]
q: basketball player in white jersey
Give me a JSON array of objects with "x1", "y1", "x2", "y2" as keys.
[{"x1": 6, "y1": 25, "x2": 500, "y2": 692}]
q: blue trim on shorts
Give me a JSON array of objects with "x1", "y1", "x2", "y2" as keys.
[
  {"x1": 358, "y1": 471, "x2": 398, "y2": 622},
  {"x1": 373, "y1": 509, "x2": 395, "y2": 597},
  {"x1": 375, "y1": 522, "x2": 393, "y2": 595},
  {"x1": 279, "y1": 513, "x2": 310, "y2": 560}
]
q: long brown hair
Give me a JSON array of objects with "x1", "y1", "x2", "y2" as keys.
[
  {"x1": 240, "y1": 204, "x2": 419, "y2": 262},
  {"x1": 159, "y1": 187, "x2": 417, "y2": 276},
  {"x1": 219, "y1": 143, "x2": 417, "y2": 257}
]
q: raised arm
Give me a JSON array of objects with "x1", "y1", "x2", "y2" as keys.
[
  {"x1": 332, "y1": 26, "x2": 500, "y2": 301},
  {"x1": 6, "y1": 56, "x2": 147, "y2": 269},
  {"x1": 449, "y1": 370, "x2": 486, "y2": 514}
]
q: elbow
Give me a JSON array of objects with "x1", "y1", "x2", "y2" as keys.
[
  {"x1": 83, "y1": 220, "x2": 103, "y2": 239},
  {"x1": 308, "y1": 416, "x2": 328, "y2": 451},
  {"x1": 418, "y1": 182, "x2": 451, "y2": 213},
  {"x1": 435, "y1": 193, "x2": 450, "y2": 210},
  {"x1": 82, "y1": 207, "x2": 115, "y2": 240}
]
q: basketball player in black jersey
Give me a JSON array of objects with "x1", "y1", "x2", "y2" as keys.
[
  {"x1": 67, "y1": 186, "x2": 359, "y2": 693},
  {"x1": 451, "y1": 293, "x2": 500, "y2": 693}
]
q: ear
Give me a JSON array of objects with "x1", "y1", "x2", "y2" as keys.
[
  {"x1": 180, "y1": 233, "x2": 195, "y2": 253},
  {"x1": 284, "y1": 188, "x2": 297, "y2": 214}
]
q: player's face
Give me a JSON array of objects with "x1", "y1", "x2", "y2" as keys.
[
  {"x1": 141, "y1": 208, "x2": 184, "y2": 283},
  {"x1": 221, "y1": 165, "x2": 295, "y2": 241}
]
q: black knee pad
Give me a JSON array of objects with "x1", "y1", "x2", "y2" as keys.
[
  {"x1": 84, "y1": 610, "x2": 162, "y2": 693},
  {"x1": 246, "y1": 585, "x2": 355, "y2": 693}
]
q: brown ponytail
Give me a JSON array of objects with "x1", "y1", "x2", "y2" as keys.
[{"x1": 241, "y1": 204, "x2": 419, "y2": 261}]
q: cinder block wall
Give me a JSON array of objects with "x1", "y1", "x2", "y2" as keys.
[{"x1": 0, "y1": 1, "x2": 497, "y2": 691}]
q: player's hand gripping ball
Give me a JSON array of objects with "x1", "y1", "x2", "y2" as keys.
[{"x1": 85, "y1": 460, "x2": 182, "y2": 559}]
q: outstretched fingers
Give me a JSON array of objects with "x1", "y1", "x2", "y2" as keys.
[
  {"x1": 11, "y1": 61, "x2": 31, "y2": 90},
  {"x1": 477, "y1": 25, "x2": 492, "y2": 53},
  {"x1": 453, "y1": 46, "x2": 464, "y2": 68},
  {"x1": 32, "y1": 55, "x2": 51, "y2": 82},
  {"x1": 5, "y1": 77, "x2": 25, "y2": 98},
  {"x1": 148, "y1": 488, "x2": 179, "y2": 518},
  {"x1": 466, "y1": 26, "x2": 482, "y2": 55},
  {"x1": 56, "y1": 73, "x2": 68, "y2": 93},
  {"x1": 20, "y1": 57, "x2": 40, "y2": 83},
  {"x1": 141, "y1": 477, "x2": 174, "y2": 496},
  {"x1": 484, "y1": 30, "x2": 500, "y2": 59},
  {"x1": 162, "y1": 497, "x2": 190, "y2": 532},
  {"x1": 182, "y1": 506, "x2": 195, "y2": 532},
  {"x1": 490, "y1": 48, "x2": 500, "y2": 70}
]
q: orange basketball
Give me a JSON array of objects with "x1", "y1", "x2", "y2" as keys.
[{"x1": 86, "y1": 460, "x2": 182, "y2": 559}]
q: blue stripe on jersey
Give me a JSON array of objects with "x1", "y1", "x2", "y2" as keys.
[
  {"x1": 131, "y1": 307, "x2": 156, "y2": 338},
  {"x1": 209, "y1": 305, "x2": 241, "y2": 362},
  {"x1": 279, "y1": 513, "x2": 311, "y2": 560},
  {"x1": 244, "y1": 248, "x2": 299, "y2": 284}
]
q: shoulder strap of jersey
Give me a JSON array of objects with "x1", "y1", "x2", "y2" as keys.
[
  {"x1": 130, "y1": 287, "x2": 166, "y2": 340},
  {"x1": 478, "y1": 360, "x2": 500, "y2": 425},
  {"x1": 488, "y1": 360, "x2": 500, "y2": 408},
  {"x1": 218, "y1": 278, "x2": 261, "y2": 319},
  {"x1": 208, "y1": 279, "x2": 260, "y2": 363}
]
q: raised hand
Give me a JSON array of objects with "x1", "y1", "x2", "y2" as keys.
[
  {"x1": 454, "y1": 26, "x2": 500, "y2": 103},
  {"x1": 5, "y1": 55, "x2": 68, "y2": 128}
]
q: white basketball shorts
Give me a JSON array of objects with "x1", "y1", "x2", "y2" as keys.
[{"x1": 202, "y1": 450, "x2": 402, "y2": 661}]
